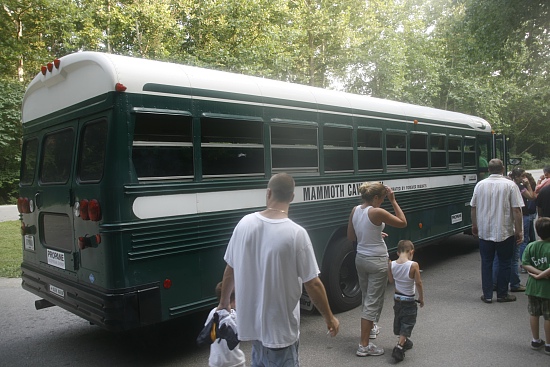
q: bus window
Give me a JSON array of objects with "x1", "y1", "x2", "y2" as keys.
[
  {"x1": 201, "y1": 117, "x2": 263, "y2": 177},
  {"x1": 410, "y1": 133, "x2": 428, "y2": 169},
  {"x1": 132, "y1": 114, "x2": 193, "y2": 180},
  {"x1": 357, "y1": 128, "x2": 382, "y2": 171},
  {"x1": 430, "y1": 134, "x2": 446, "y2": 168},
  {"x1": 20, "y1": 139, "x2": 38, "y2": 185},
  {"x1": 464, "y1": 137, "x2": 476, "y2": 167},
  {"x1": 386, "y1": 132, "x2": 407, "y2": 171},
  {"x1": 477, "y1": 137, "x2": 490, "y2": 179},
  {"x1": 78, "y1": 119, "x2": 108, "y2": 182},
  {"x1": 478, "y1": 140, "x2": 490, "y2": 166},
  {"x1": 271, "y1": 124, "x2": 318, "y2": 174},
  {"x1": 448, "y1": 137, "x2": 462, "y2": 167},
  {"x1": 40, "y1": 129, "x2": 74, "y2": 184},
  {"x1": 324, "y1": 125, "x2": 353, "y2": 173}
]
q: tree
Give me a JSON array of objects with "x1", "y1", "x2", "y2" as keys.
[
  {"x1": 0, "y1": 78, "x2": 24, "y2": 204},
  {"x1": 441, "y1": 0, "x2": 550, "y2": 158}
]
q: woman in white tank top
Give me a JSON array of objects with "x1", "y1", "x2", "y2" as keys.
[{"x1": 346, "y1": 182, "x2": 407, "y2": 357}]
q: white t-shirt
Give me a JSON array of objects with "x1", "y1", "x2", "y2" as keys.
[
  {"x1": 224, "y1": 212, "x2": 320, "y2": 348},
  {"x1": 470, "y1": 174, "x2": 524, "y2": 242},
  {"x1": 206, "y1": 308, "x2": 245, "y2": 367}
]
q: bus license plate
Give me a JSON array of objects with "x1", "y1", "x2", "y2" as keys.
[
  {"x1": 49, "y1": 284, "x2": 65, "y2": 298},
  {"x1": 24, "y1": 235, "x2": 35, "y2": 251}
]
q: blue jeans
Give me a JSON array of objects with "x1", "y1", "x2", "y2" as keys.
[
  {"x1": 520, "y1": 214, "x2": 535, "y2": 262},
  {"x1": 493, "y1": 216, "x2": 529, "y2": 289},
  {"x1": 492, "y1": 243, "x2": 521, "y2": 289},
  {"x1": 393, "y1": 300, "x2": 417, "y2": 338},
  {"x1": 480, "y1": 236, "x2": 515, "y2": 299},
  {"x1": 252, "y1": 340, "x2": 299, "y2": 367}
]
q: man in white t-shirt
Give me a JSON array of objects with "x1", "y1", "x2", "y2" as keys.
[
  {"x1": 471, "y1": 159, "x2": 524, "y2": 304},
  {"x1": 218, "y1": 173, "x2": 339, "y2": 366}
]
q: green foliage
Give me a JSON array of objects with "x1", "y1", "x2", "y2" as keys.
[
  {"x1": 0, "y1": 221, "x2": 22, "y2": 278},
  {"x1": 0, "y1": 79, "x2": 24, "y2": 204},
  {"x1": 0, "y1": 0, "x2": 549, "y2": 179},
  {"x1": 511, "y1": 152, "x2": 544, "y2": 171}
]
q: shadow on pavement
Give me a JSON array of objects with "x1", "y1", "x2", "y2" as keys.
[{"x1": 409, "y1": 234, "x2": 479, "y2": 271}]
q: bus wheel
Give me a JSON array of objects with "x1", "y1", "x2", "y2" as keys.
[{"x1": 322, "y1": 237, "x2": 361, "y2": 313}]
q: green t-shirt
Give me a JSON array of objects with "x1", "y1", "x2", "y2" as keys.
[{"x1": 522, "y1": 240, "x2": 550, "y2": 299}]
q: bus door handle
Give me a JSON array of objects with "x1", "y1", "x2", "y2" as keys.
[{"x1": 34, "y1": 191, "x2": 42, "y2": 210}]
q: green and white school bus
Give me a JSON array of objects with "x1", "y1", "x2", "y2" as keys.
[{"x1": 18, "y1": 52, "x2": 503, "y2": 331}]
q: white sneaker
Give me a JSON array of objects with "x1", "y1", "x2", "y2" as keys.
[
  {"x1": 356, "y1": 343, "x2": 385, "y2": 357},
  {"x1": 369, "y1": 323, "x2": 380, "y2": 339}
]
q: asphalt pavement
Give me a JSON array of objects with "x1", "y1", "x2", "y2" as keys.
[
  {"x1": 0, "y1": 205, "x2": 18, "y2": 222},
  {"x1": 0, "y1": 168, "x2": 546, "y2": 366},
  {"x1": 1, "y1": 235, "x2": 549, "y2": 366}
]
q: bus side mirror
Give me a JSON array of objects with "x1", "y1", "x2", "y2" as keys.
[{"x1": 508, "y1": 158, "x2": 522, "y2": 166}]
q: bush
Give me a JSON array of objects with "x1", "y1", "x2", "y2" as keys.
[
  {"x1": 513, "y1": 152, "x2": 546, "y2": 171},
  {"x1": 0, "y1": 78, "x2": 24, "y2": 204},
  {"x1": 0, "y1": 170, "x2": 19, "y2": 205}
]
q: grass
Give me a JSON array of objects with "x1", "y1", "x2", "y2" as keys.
[{"x1": 0, "y1": 220, "x2": 22, "y2": 278}]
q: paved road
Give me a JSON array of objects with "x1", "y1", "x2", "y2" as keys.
[
  {"x1": 1, "y1": 235, "x2": 548, "y2": 366},
  {"x1": 0, "y1": 205, "x2": 18, "y2": 222}
]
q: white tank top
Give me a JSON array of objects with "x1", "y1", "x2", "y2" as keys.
[
  {"x1": 352, "y1": 205, "x2": 387, "y2": 257},
  {"x1": 391, "y1": 260, "x2": 416, "y2": 296}
]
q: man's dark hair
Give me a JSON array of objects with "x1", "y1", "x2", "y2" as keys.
[
  {"x1": 510, "y1": 167, "x2": 525, "y2": 179},
  {"x1": 543, "y1": 165, "x2": 550, "y2": 174}
]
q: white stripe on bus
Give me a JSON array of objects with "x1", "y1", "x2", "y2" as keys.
[{"x1": 132, "y1": 174, "x2": 477, "y2": 219}]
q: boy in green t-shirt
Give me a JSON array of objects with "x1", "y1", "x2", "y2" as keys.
[{"x1": 522, "y1": 217, "x2": 550, "y2": 356}]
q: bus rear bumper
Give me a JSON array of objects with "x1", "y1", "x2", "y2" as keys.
[{"x1": 21, "y1": 263, "x2": 162, "y2": 332}]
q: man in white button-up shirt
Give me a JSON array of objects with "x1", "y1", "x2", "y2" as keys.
[{"x1": 471, "y1": 159, "x2": 524, "y2": 303}]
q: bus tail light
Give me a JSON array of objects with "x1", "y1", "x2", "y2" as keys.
[
  {"x1": 78, "y1": 199, "x2": 101, "y2": 221},
  {"x1": 163, "y1": 279, "x2": 172, "y2": 289},
  {"x1": 115, "y1": 83, "x2": 127, "y2": 92},
  {"x1": 79, "y1": 199, "x2": 89, "y2": 220},
  {"x1": 17, "y1": 197, "x2": 31, "y2": 214},
  {"x1": 78, "y1": 236, "x2": 91, "y2": 249},
  {"x1": 88, "y1": 199, "x2": 102, "y2": 221},
  {"x1": 78, "y1": 234, "x2": 101, "y2": 250}
]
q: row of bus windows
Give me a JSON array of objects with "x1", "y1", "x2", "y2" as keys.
[
  {"x1": 19, "y1": 114, "x2": 482, "y2": 186},
  {"x1": 20, "y1": 120, "x2": 107, "y2": 185},
  {"x1": 132, "y1": 114, "x2": 480, "y2": 180}
]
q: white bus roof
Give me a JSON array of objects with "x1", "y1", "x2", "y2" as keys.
[{"x1": 22, "y1": 51, "x2": 491, "y2": 132}]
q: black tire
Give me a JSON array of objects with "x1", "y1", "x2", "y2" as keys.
[{"x1": 322, "y1": 237, "x2": 361, "y2": 313}]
